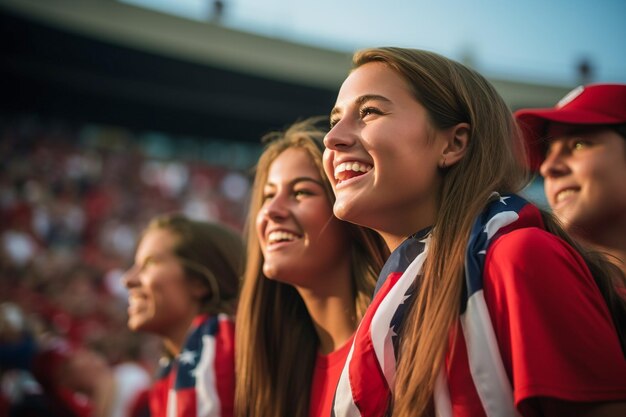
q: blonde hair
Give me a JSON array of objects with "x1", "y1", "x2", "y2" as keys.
[
  {"x1": 234, "y1": 117, "x2": 388, "y2": 417},
  {"x1": 144, "y1": 214, "x2": 243, "y2": 316},
  {"x1": 352, "y1": 48, "x2": 626, "y2": 416}
]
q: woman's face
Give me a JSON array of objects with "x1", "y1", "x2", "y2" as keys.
[
  {"x1": 123, "y1": 228, "x2": 200, "y2": 339},
  {"x1": 256, "y1": 147, "x2": 351, "y2": 288},
  {"x1": 540, "y1": 123, "x2": 626, "y2": 240},
  {"x1": 323, "y1": 62, "x2": 445, "y2": 249}
]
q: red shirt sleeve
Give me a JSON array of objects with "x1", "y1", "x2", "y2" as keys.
[{"x1": 483, "y1": 227, "x2": 626, "y2": 411}]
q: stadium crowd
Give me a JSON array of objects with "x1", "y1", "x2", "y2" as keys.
[{"x1": 0, "y1": 116, "x2": 252, "y2": 416}]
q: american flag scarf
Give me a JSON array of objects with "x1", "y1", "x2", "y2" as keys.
[
  {"x1": 332, "y1": 193, "x2": 538, "y2": 417},
  {"x1": 152, "y1": 314, "x2": 235, "y2": 417}
]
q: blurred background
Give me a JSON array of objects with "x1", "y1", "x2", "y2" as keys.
[{"x1": 1, "y1": 0, "x2": 624, "y2": 414}]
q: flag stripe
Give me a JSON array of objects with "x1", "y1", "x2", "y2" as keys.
[
  {"x1": 333, "y1": 235, "x2": 430, "y2": 417},
  {"x1": 331, "y1": 194, "x2": 536, "y2": 417},
  {"x1": 153, "y1": 314, "x2": 234, "y2": 417},
  {"x1": 460, "y1": 292, "x2": 520, "y2": 417},
  {"x1": 196, "y1": 334, "x2": 219, "y2": 417},
  {"x1": 371, "y1": 246, "x2": 428, "y2": 388},
  {"x1": 433, "y1": 368, "x2": 453, "y2": 417}
]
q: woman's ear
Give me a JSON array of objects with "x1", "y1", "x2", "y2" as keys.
[
  {"x1": 188, "y1": 277, "x2": 211, "y2": 302},
  {"x1": 439, "y1": 122, "x2": 470, "y2": 168}
]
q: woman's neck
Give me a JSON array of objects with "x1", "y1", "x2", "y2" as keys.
[
  {"x1": 379, "y1": 225, "x2": 433, "y2": 253},
  {"x1": 580, "y1": 225, "x2": 626, "y2": 276},
  {"x1": 296, "y1": 265, "x2": 357, "y2": 355},
  {"x1": 379, "y1": 232, "x2": 410, "y2": 253},
  {"x1": 162, "y1": 312, "x2": 199, "y2": 356}
]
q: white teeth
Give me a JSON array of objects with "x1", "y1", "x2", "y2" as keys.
[
  {"x1": 128, "y1": 296, "x2": 143, "y2": 307},
  {"x1": 334, "y1": 161, "x2": 372, "y2": 178},
  {"x1": 555, "y1": 189, "x2": 577, "y2": 203},
  {"x1": 267, "y1": 231, "x2": 299, "y2": 244}
]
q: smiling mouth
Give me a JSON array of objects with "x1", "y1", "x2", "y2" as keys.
[
  {"x1": 334, "y1": 161, "x2": 372, "y2": 183},
  {"x1": 555, "y1": 189, "x2": 578, "y2": 204},
  {"x1": 267, "y1": 230, "x2": 301, "y2": 245},
  {"x1": 127, "y1": 296, "x2": 146, "y2": 315}
]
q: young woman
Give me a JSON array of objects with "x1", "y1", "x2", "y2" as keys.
[
  {"x1": 515, "y1": 83, "x2": 626, "y2": 275},
  {"x1": 123, "y1": 214, "x2": 243, "y2": 417},
  {"x1": 323, "y1": 48, "x2": 626, "y2": 417},
  {"x1": 234, "y1": 118, "x2": 388, "y2": 417}
]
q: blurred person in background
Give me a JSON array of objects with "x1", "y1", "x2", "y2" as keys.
[
  {"x1": 1, "y1": 302, "x2": 151, "y2": 417},
  {"x1": 515, "y1": 83, "x2": 626, "y2": 275},
  {"x1": 0, "y1": 119, "x2": 248, "y2": 417},
  {"x1": 0, "y1": 302, "x2": 106, "y2": 417},
  {"x1": 234, "y1": 118, "x2": 388, "y2": 417},
  {"x1": 0, "y1": 302, "x2": 41, "y2": 416},
  {"x1": 123, "y1": 214, "x2": 243, "y2": 417},
  {"x1": 30, "y1": 340, "x2": 115, "y2": 417}
]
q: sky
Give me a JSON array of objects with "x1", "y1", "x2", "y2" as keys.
[{"x1": 121, "y1": 0, "x2": 626, "y2": 86}]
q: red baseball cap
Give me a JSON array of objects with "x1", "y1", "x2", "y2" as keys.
[{"x1": 514, "y1": 83, "x2": 626, "y2": 170}]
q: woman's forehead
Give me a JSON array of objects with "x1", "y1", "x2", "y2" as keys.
[{"x1": 137, "y1": 228, "x2": 178, "y2": 256}]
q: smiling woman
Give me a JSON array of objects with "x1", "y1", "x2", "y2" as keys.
[
  {"x1": 515, "y1": 84, "x2": 626, "y2": 275},
  {"x1": 123, "y1": 214, "x2": 243, "y2": 417},
  {"x1": 256, "y1": 146, "x2": 350, "y2": 284},
  {"x1": 323, "y1": 47, "x2": 626, "y2": 417},
  {"x1": 234, "y1": 117, "x2": 388, "y2": 417}
]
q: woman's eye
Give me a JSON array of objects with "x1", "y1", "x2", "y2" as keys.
[
  {"x1": 141, "y1": 257, "x2": 157, "y2": 270},
  {"x1": 262, "y1": 192, "x2": 275, "y2": 202},
  {"x1": 570, "y1": 138, "x2": 593, "y2": 151},
  {"x1": 359, "y1": 106, "x2": 384, "y2": 119},
  {"x1": 294, "y1": 189, "x2": 313, "y2": 198},
  {"x1": 359, "y1": 106, "x2": 382, "y2": 119},
  {"x1": 329, "y1": 117, "x2": 339, "y2": 129}
]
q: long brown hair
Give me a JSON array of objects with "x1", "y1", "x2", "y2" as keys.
[
  {"x1": 234, "y1": 117, "x2": 388, "y2": 417},
  {"x1": 350, "y1": 47, "x2": 626, "y2": 416}
]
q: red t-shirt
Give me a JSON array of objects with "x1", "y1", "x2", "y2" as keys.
[
  {"x1": 309, "y1": 336, "x2": 354, "y2": 417},
  {"x1": 446, "y1": 227, "x2": 626, "y2": 417}
]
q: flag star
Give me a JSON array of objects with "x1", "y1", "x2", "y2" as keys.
[
  {"x1": 179, "y1": 349, "x2": 196, "y2": 365},
  {"x1": 478, "y1": 250, "x2": 486, "y2": 256},
  {"x1": 190, "y1": 366, "x2": 199, "y2": 378},
  {"x1": 499, "y1": 196, "x2": 511, "y2": 205}
]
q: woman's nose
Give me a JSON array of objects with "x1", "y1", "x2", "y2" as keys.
[
  {"x1": 262, "y1": 194, "x2": 290, "y2": 222},
  {"x1": 121, "y1": 266, "x2": 139, "y2": 288},
  {"x1": 324, "y1": 118, "x2": 356, "y2": 151},
  {"x1": 539, "y1": 143, "x2": 570, "y2": 178}
]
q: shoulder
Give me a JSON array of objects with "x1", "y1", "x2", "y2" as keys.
[
  {"x1": 206, "y1": 314, "x2": 235, "y2": 351},
  {"x1": 479, "y1": 229, "x2": 626, "y2": 407},
  {"x1": 197, "y1": 313, "x2": 235, "y2": 333},
  {"x1": 489, "y1": 226, "x2": 573, "y2": 257},
  {"x1": 483, "y1": 227, "x2": 601, "y2": 301},
  {"x1": 486, "y1": 227, "x2": 588, "y2": 276}
]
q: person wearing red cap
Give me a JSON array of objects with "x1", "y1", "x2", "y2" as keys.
[{"x1": 515, "y1": 83, "x2": 626, "y2": 275}]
